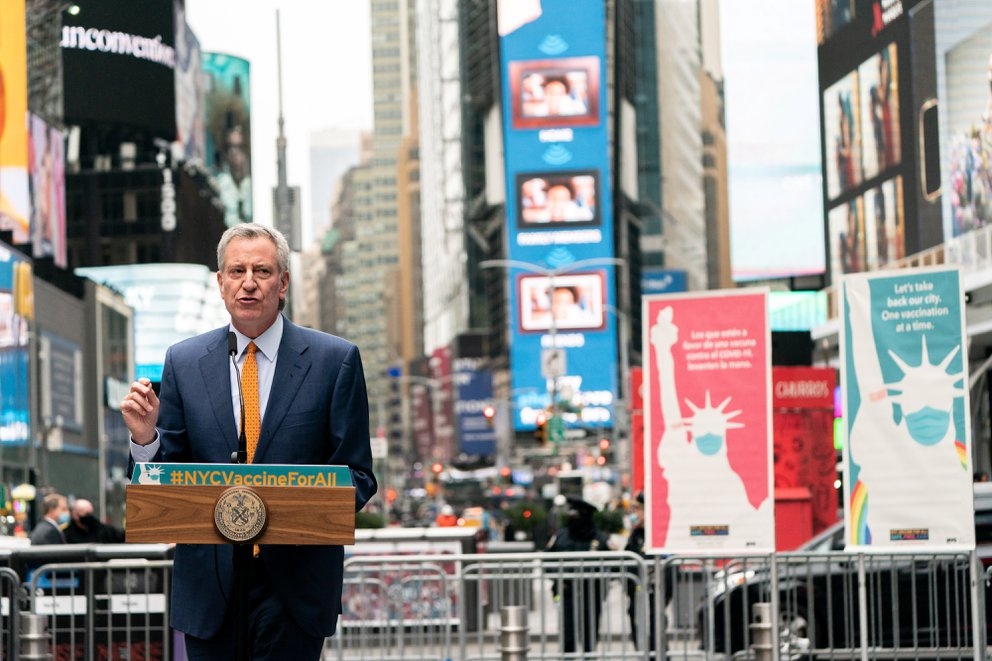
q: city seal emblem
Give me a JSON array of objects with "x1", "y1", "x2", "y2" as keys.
[{"x1": 214, "y1": 486, "x2": 267, "y2": 543}]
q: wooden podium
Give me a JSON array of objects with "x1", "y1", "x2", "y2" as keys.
[{"x1": 125, "y1": 463, "x2": 356, "y2": 545}]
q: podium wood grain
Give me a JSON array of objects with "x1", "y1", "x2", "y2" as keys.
[{"x1": 126, "y1": 484, "x2": 356, "y2": 545}]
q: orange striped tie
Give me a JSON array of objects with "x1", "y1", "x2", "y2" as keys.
[{"x1": 242, "y1": 342, "x2": 260, "y2": 463}]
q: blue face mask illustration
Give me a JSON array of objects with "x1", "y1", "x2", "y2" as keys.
[
  {"x1": 694, "y1": 433, "x2": 723, "y2": 456},
  {"x1": 904, "y1": 406, "x2": 950, "y2": 446}
]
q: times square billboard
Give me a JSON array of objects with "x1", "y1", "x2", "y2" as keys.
[
  {"x1": 813, "y1": 0, "x2": 992, "y2": 286},
  {"x1": 61, "y1": 0, "x2": 177, "y2": 137},
  {"x1": 498, "y1": 0, "x2": 618, "y2": 432}
]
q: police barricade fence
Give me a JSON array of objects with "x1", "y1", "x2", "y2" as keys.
[
  {"x1": 1, "y1": 543, "x2": 175, "y2": 661},
  {"x1": 0, "y1": 544, "x2": 987, "y2": 660},
  {"x1": 327, "y1": 548, "x2": 989, "y2": 661}
]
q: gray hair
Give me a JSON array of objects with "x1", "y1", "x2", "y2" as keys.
[{"x1": 216, "y1": 223, "x2": 291, "y2": 275}]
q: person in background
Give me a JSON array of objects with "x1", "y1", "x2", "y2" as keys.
[
  {"x1": 624, "y1": 491, "x2": 674, "y2": 651},
  {"x1": 29, "y1": 492, "x2": 68, "y2": 545},
  {"x1": 436, "y1": 504, "x2": 458, "y2": 527},
  {"x1": 546, "y1": 497, "x2": 613, "y2": 653},
  {"x1": 64, "y1": 498, "x2": 125, "y2": 544}
]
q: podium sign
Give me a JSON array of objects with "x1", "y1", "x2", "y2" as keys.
[{"x1": 126, "y1": 463, "x2": 356, "y2": 546}]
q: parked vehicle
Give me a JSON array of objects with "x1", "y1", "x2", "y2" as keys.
[{"x1": 698, "y1": 483, "x2": 992, "y2": 656}]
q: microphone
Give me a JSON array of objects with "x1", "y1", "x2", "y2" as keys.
[{"x1": 228, "y1": 331, "x2": 248, "y2": 464}]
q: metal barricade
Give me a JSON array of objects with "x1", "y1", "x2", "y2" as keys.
[
  {"x1": 321, "y1": 547, "x2": 990, "y2": 661},
  {"x1": 25, "y1": 559, "x2": 173, "y2": 661},
  {"x1": 2, "y1": 566, "x2": 24, "y2": 661}
]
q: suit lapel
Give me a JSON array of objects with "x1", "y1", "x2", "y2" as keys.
[
  {"x1": 200, "y1": 331, "x2": 239, "y2": 458},
  {"x1": 254, "y1": 322, "x2": 311, "y2": 463}
]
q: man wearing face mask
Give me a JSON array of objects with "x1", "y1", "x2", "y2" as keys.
[
  {"x1": 29, "y1": 492, "x2": 69, "y2": 545},
  {"x1": 65, "y1": 498, "x2": 125, "y2": 544}
]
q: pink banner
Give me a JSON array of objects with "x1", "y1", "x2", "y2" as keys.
[{"x1": 643, "y1": 289, "x2": 774, "y2": 553}]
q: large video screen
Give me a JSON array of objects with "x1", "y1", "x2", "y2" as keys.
[
  {"x1": 857, "y1": 43, "x2": 901, "y2": 181},
  {"x1": 61, "y1": 0, "x2": 177, "y2": 136},
  {"x1": 203, "y1": 52, "x2": 252, "y2": 227},
  {"x1": 499, "y1": 0, "x2": 618, "y2": 432},
  {"x1": 824, "y1": 70, "x2": 864, "y2": 201},
  {"x1": 507, "y1": 56, "x2": 601, "y2": 130},
  {"x1": 941, "y1": 15, "x2": 992, "y2": 237},
  {"x1": 0, "y1": 245, "x2": 32, "y2": 445},
  {"x1": 516, "y1": 170, "x2": 599, "y2": 227},
  {"x1": 518, "y1": 271, "x2": 606, "y2": 333}
]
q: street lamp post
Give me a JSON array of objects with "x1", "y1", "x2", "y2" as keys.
[{"x1": 480, "y1": 257, "x2": 627, "y2": 443}]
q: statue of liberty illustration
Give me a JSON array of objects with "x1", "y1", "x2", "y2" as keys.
[
  {"x1": 651, "y1": 306, "x2": 769, "y2": 547},
  {"x1": 845, "y1": 277, "x2": 971, "y2": 546},
  {"x1": 137, "y1": 464, "x2": 164, "y2": 485}
]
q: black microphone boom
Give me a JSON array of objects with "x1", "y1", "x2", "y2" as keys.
[{"x1": 228, "y1": 331, "x2": 248, "y2": 464}]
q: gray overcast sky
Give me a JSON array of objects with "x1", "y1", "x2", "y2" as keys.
[{"x1": 185, "y1": 1, "x2": 373, "y2": 231}]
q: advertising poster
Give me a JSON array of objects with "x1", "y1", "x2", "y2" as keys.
[
  {"x1": 643, "y1": 289, "x2": 774, "y2": 553},
  {"x1": 202, "y1": 52, "x2": 252, "y2": 227},
  {"x1": 841, "y1": 267, "x2": 974, "y2": 550},
  {"x1": 498, "y1": 0, "x2": 618, "y2": 433},
  {"x1": 0, "y1": 0, "x2": 31, "y2": 244},
  {"x1": 174, "y1": 0, "x2": 206, "y2": 163},
  {"x1": 940, "y1": 10, "x2": 992, "y2": 237},
  {"x1": 0, "y1": 243, "x2": 32, "y2": 445},
  {"x1": 454, "y1": 359, "x2": 496, "y2": 457},
  {"x1": 28, "y1": 114, "x2": 66, "y2": 267}
]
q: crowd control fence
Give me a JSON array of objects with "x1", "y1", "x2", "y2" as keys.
[{"x1": 0, "y1": 543, "x2": 987, "y2": 660}]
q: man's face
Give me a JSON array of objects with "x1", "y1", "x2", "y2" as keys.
[
  {"x1": 54, "y1": 498, "x2": 68, "y2": 521},
  {"x1": 217, "y1": 236, "x2": 288, "y2": 338}
]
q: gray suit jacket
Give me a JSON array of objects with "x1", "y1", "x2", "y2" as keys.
[{"x1": 144, "y1": 318, "x2": 376, "y2": 638}]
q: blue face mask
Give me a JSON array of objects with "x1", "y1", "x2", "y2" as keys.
[
  {"x1": 57, "y1": 512, "x2": 71, "y2": 526},
  {"x1": 694, "y1": 433, "x2": 723, "y2": 456},
  {"x1": 904, "y1": 406, "x2": 950, "y2": 446}
]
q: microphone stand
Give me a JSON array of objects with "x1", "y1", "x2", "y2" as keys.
[{"x1": 228, "y1": 332, "x2": 251, "y2": 661}]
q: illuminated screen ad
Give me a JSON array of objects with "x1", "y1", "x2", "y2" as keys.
[
  {"x1": 507, "y1": 56, "x2": 600, "y2": 130},
  {"x1": 0, "y1": 245, "x2": 32, "y2": 445},
  {"x1": 824, "y1": 70, "x2": 865, "y2": 201},
  {"x1": 0, "y1": 0, "x2": 30, "y2": 245},
  {"x1": 518, "y1": 271, "x2": 606, "y2": 333},
  {"x1": 499, "y1": 0, "x2": 617, "y2": 432},
  {"x1": 203, "y1": 52, "x2": 252, "y2": 227},
  {"x1": 517, "y1": 170, "x2": 598, "y2": 227},
  {"x1": 61, "y1": 0, "x2": 177, "y2": 136},
  {"x1": 857, "y1": 43, "x2": 901, "y2": 181},
  {"x1": 76, "y1": 263, "x2": 229, "y2": 382},
  {"x1": 28, "y1": 114, "x2": 67, "y2": 268},
  {"x1": 940, "y1": 13, "x2": 992, "y2": 237}
]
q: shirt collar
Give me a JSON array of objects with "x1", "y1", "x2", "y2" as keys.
[{"x1": 230, "y1": 315, "x2": 283, "y2": 362}]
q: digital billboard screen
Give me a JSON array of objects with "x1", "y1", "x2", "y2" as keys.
[
  {"x1": 517, "y1": 170, "x2": 598, "y2": 227},
  {"x1": 0, "y1": 0, "x2": 31, "y2": 244},
  {"x1": 507, "y1": 56, "x2": 601, "y2": 130},
  {"x1": 939, "y1": 9, "x2": 992, "y2": 237},
  {"x1": 0, "y1": 244, "x2": 32, "y2": 445},
  {"x1": 499, "y1": 0, "x2": 618, "y2": 432},
  {"x1": 203, "y1": 52, "x2": 252, "y2": 227},
  {"x1": 61, "y1": 0, "x2": 177, "y2": 137}
]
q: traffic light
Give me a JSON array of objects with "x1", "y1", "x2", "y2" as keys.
[
  {"x1": 483, "y1": 404, "x2": 496, "y2": 427},
  {"x1": 534, "y1": 412, "x2": 547, "y2": 445},
  {"x1": 597, "y1": 438, "x2": 612, "y2": 465}
]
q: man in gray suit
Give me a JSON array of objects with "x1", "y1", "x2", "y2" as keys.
[
  {"x1": 121, "y1": 224, "x2": 377, "y2": 660},
  {"x1": 29, "y1": 492, "x2": 68, "y2": 545}
]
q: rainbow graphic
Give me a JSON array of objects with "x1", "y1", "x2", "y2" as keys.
[
  {"x1": 955, "y1": 440, "x2": 968, "y2": 470},
  {"x1": 850, "y1": 479, "x2": 870, "y2": 545}
]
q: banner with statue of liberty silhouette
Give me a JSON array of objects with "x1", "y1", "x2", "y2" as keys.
[
  {"x1": 841, "y1": 267, "x2": 974, "y2": 550},
  {"x1": 642, "y1": 288, "x2": 774, "y2": 554}
]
